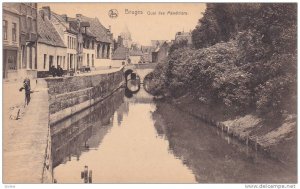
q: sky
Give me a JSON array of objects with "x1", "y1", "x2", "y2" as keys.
[{"x1": 39, "y1": 3, "x2": 206, "y2": 46}]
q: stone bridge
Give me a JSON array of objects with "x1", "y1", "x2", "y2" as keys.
[{"x1": 124, "y1": 63, "x2": 157, "y2": 83}]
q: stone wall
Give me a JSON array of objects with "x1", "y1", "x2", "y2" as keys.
[{"x1": 45, "y1": 68, "x2": 124, "y2": 125}]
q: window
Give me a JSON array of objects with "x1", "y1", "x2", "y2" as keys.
[
  {"x1": 67, "y1": 54, "x2": 69, "y2": 69},
  {"x1": 12, "y1": 23, "x2": 17, "y2": 42},
  {"x1": 29, "y1": 46, "x2": 32, "y2": 69},
  {"x1": 87, "y1": 54, "x2": 89, "y2": 66},
  {"x1": 32, "y1": 19, "x2": 36, "y2": 33},
  {"x1": 102, "y1": 44, "x2": 105, "y2": 58},
  {"x1": 3, "y1": 20, "x2": 7, "y2": 40},
  {"x1": 57, "y1": 56, "x2": 60, "y2": 66},
  {"x1": 49, "y1": 55, "x2": 53, "y2": 70},
  {"x1": 43, "y1": 54, "x2": 47, "y2": 69},
  {"x1": 68, "y1": 37, "x2": 70, "y2": 48},
  {"x1": 92, "y1": 54, "x2": 94, "y2": 67},
  {"x1": 21, "y1": 16, "x2": 26, "y2": 32},
  {"x1": 27, "y1": 17, "x2": 32, "y2": 32},
  {"x1": 107, "y1": 45, "x2": 110, "y2": 59}
]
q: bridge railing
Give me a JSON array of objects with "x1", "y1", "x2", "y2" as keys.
[{"x1": 125, "y1": 63, "x2": 157, "y2": 70}]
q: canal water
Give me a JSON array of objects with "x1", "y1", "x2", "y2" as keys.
[{"x1": 51, "y1": 81, "x2": 296, "y2": 183}]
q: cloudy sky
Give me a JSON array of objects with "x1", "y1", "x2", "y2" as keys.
[{"x1": 39, "y1": 3, "x2": 206, "y2": 46}]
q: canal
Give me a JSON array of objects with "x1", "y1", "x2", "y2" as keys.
[{"x1": 51, "y1": 80, "x2": 296, "y2": 183}]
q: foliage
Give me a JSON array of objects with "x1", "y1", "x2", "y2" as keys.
[
  {"x1": 169, "y1": 39, "x2": 188, "y2": 54},
  {"x1": 148, "y1": 3, "x2": 297, "y2": 117}
]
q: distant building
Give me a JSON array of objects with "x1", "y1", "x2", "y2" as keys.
[
  {"x1": 151, "y1": 40, "x2": 167, "y2": 48},
  {"x1": 111, "y1": 46, "x2": 129, "y2": 67},
  {"x1": 36, "y1": 8, "x2": 67, "y2": 77},
  {"x1": 120, "y1": 25, "x2": 132, "y2": 48},
  {"x1": 175, "y1": 31, "x2": 192, "y2": 45},
  {"x1": 141, "y1": 46, "x2": 155, "y2": 63},
  {"x1": 129, "y1": 48, "x2": 143, "y2": 64},
  {"x1": 152, "y1": 41, "x2": 170, "y2": 63}
]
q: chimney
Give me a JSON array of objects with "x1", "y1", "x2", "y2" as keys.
[
  {"x1": 61, "y1": 14, "x2": 68, "y2": 22},
  {"x1": 42, "y1": 6, "x2": 51, "y2": 20},
  {"x1": 76, "y1": 14, "x2": 82, "y2": 19},
  {"x1": 39, "y1": 10, "x2": 45, "y2": 20}
]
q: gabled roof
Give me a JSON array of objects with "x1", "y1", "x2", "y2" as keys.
[
  {"x1": 37, "y1": 11, "x2": 66, "y2": 48},
  {"x1": 3, "y1": 3, "x2": 20, "y2": 15},
  {"x1": 79, "y1": 15, "x2": 112, "y2": 43},
  {"x1": 51, "y1": 12, "x2": 78, "y2": 34},
  {"x1": 151, "y1": 40, "x2": 167, "y2": 48},
  {"x1": 112, "y1": 46, "x2": 129, "y2": 60},
  {"x1": 129, "y1": 48, "x2": 143, "y2": 56},
  {"x1": 141, "y1": 46, "x2": 155, "y2": 53},
  {"x1": 154, "y1": 41, "x2": 169, "y2": 53}
]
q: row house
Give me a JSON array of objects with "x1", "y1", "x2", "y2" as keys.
[
  {"x1": 44, "y1": 7, "x2": 79, "y2": 71},
  {"x1": 3, "y1": 3, "x2": 20, "y2": 79},
  {"x1": 36, "y1": 8, "x2": 67, "y2": 77},
  {"x1": 3, "y1": 3, "x2": 37, "y2": 79},
  {"x1": 76, "y1": 14, "x2": 114, "y2": 69},
  {"x1": 39, "y1": 7, "x2": 113, "y2": 71}
]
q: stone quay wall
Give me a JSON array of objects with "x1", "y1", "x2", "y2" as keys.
[{"x1": 45, "y1": 68, "x2": 124, "y2": 125}]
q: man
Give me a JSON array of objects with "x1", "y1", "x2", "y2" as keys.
[
  {"x1": 57, "y1": 65, "x2": 64, "y2": 77},
  {"x1": 19, "y1": 78, "x2": 31, "y2": 106},
  {"x1": 50, "y1": 65, "x2": 57, "y2": 77}
]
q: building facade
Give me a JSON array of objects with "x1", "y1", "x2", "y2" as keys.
[
  {"x1": 129, "y1": 48, "x2": 143, "y2": 64},
  {"x1": 3, "y1": 3, "x2": 38, "y2": 79},
  {"x1": 19, "y1": 3, "x2": 38, "y2": 78},
  {"x1": 36, "y1": 8, "x2": 67, "y2": 77},
  {"x1": 111, "y1": 46, "x2": 129, "y2": 68},
  {"x1": 3, "y1": 3, "x2": 20, "y2": 79},
  {"x1": 46, "y1": 8, "x2": 79, "y2": 71},
  {"x1": 77, "y1": 14, "x2": 113, "y2": 69},
  {"x1": 152, "y1": 41, "x2": 170, "y2": 63}
]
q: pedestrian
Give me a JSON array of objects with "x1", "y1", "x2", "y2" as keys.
[
  {"x1": 50, "y1": 65, "x2": 57, "y2": 77},
  {"x1": 19, "y1": 77, "x2": 31, "y2": 106},
  {"x1": 57, "y1": 65, "x2": 64, "y2": 77}
]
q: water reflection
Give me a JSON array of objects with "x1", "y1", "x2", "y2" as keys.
[
  {"x1": 125, "y1": 79, "x2": 141, "y2": 98},
  {"x1": 51, "y1": 84, "x2": 296, "y2": 183},
  {"x1": 52, "y1": 87, "x2": 195, "y2": 183},
  {"x1": 152, "y1": 102, "x2": 297, "y2": 183},
  {"x1": 51, "y1": 88, "x2": 125, "y2": 168}
]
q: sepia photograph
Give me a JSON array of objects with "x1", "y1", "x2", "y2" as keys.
[{"x1": 1, "y1": 1, "x2": 297, "y2": 187}]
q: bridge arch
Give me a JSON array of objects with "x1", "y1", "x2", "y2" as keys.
[{"x1": 124, "y1": 69, "x2": 134, "y2": 81}]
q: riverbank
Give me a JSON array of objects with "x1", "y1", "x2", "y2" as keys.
[
  {"x1": 3, "y1": 79, "x2": 51, "y2": 183},
  {"x1": 156, "y1": 94, "x2": 296, "y2": 170}
]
